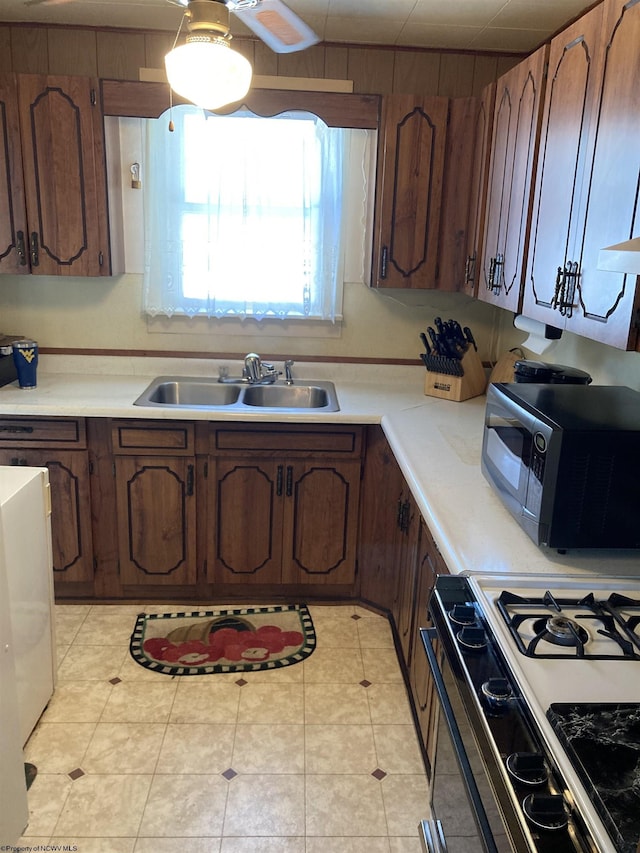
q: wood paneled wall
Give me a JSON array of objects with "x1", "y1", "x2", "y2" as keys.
[{"x1": 0, "y1": 23, "x2": 522, "y2": 97}]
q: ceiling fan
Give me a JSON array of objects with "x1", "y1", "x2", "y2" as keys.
[{"x1": 23, "y1": 0, "x2": 320, "y2": 54}]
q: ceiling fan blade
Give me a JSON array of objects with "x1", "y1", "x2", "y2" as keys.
[{"x1": 231, "y1": 0, "x2": 319, "y2": 53}]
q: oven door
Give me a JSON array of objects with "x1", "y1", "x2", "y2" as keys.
[{"x1": 420, "y1": 627, "x2": 514, "y2": 853}]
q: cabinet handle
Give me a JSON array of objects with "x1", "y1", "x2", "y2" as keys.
[
  {"x1": 186, "y1": 464, "x2": 194, "y2": 496},
  {"x1": 276, "y1": 464, "x2": 283, "y2": 497},
  {"x1": 11, "y1": 457, "x2": 28, "y2": 466},
  {"x1": 30, "y1": 232, "x2": 39, "y2": 267},
  {"x1": 0, "y1": 425, "x2": 34, "y2": 433},
  {"x1": 286, "y1": 465, "x2": 293, "y2": 497},
  {"x1": 16, "y1": 230, "x2": 27, "y2": 266},
  {"x1": 488, "y1": 253, "x2": 504, "y2": 293},
  {"x1": 464, "y1": 253, "x2": 476, "y2": 284},
  {"x1": 380, "y1": 245, "x2": 388, "y2": 280},
  {"x1": 552, "y1": 261, "x2": 578, "y2": 317}
]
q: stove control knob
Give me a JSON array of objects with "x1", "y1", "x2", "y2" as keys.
[
  {"x1": 457, "y1": 626, "x2": 487, "y2": 651},
  {"x1": 522, "y1": 794, "x2": 568, "y2": 831},
  {"x1": 481, "y1": 678, "x2": 512, "y2": 710},
  {"x1": 449, "y1": 604, "x2": 476, "y2": 625},
  {"x1": 506, "y1": 752, "x2": 548, "y2": 786}
]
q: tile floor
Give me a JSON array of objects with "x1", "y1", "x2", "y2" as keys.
[{"x1": 20, "y1": 602, "x2": 430, "y2": 852}]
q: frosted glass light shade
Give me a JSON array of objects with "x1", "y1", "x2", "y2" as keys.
[{"x1": 165, "y1": 38, "x2": 252, "y2": 110}]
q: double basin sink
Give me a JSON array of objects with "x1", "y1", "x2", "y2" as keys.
[{"x1": 134, "y1": 376, "x2": 340, "y2": 412}]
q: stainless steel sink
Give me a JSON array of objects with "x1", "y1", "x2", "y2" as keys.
[
  {"x1": 134, "y1": 377, "x2": 339, "y2": 412},
  {"x1": 243, "y1": 383, "x2": 335, "y2": 409},
  {"x1": 134, "y1": 378, "x2": 241, "y2": 408}
]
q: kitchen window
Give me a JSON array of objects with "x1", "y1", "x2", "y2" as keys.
[{"x1": 142, "y1": 104, "x2": 375, "y2": 322}]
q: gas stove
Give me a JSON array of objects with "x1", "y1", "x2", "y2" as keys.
[{"x1": 427, "y1": 573, "x2": 640, "y2": 853}]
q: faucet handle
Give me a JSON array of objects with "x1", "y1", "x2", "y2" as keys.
[{"x1": 284, "y1": 359, "x2": 295, "y2": 384}]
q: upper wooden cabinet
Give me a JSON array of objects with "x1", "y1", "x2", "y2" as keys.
[
  {"x1": 371, "y1": 94, "x2": 449, "y2": 289},
  {"x1": 0, "y1": 74, "x2": 117, "y2": 276},
  {"x1": 478, "y1": 45, "x2": 548, "y2": 313},
  {"x1": 523, "y1": 0, "x2": 640, "y2": 349},
  {"x1": 436, "y1": 84, "x2": 496, "y2": 295}
]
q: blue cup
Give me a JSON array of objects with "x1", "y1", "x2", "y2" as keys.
[{"x1": 12, "y1": 340, "x2": 38, "y2": 389}]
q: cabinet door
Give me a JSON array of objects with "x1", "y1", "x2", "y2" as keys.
[
  {"x1": 437, "y1": 85, "x2": 496, "y2": 295},
  {"x1": 409, "y1": 518, "x2": 448, "y2": 775},
  {"x1": 358, "y1": 426, "x2": 405, "y2": 610},
  {"x1": 566, "y1": 0, "x2": 640, "y2": 348},
  {"x1": 210, "y1": 458, "x2": 284, "y2": 585},
  {"x1": 282, "y1": 459, "x2": 361, "y2": 585},
  {"x1": 372, "y1": 94, "x2": 449, "y2": 289},
  {"x1": 0, "y1": 74, "x2": 28, "y2": 274},
  {"x1": 115, "y1": 456, "x2": 196, "y2": 586},
  {"x1": 523, "y1": 3, "x2": 605, "y2": 324},
  {"x1": 0, "y1": 449, "x2": 93, "y2": 584},
  {"x1": 479, "y1": 45, "x2": 548, "y2": 312},
  {"x1": 17, "y1": 75, "x2": 111, "y2": 276},
  {"x1": 395, "y1": 492, "x2": 421, "y2": 666}
]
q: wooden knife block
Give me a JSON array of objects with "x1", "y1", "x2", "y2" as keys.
[{"x1": 423, "y1": 346, "x2": 487, "y2": 402}]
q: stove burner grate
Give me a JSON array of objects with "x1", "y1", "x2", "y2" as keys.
[{"x1": 496, "y1": 590, "x2": 640, "y2": 660}]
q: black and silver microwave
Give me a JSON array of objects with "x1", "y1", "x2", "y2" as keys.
[{"x1": 481, "y1": 382, "x2": 640, "y2": 549}]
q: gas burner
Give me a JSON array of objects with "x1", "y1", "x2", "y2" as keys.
[
  {"x1": 532, "y1": 616, "x2": 589, "y2": 648},
  {"x1": 496, "y1": 590, "x2": 640, "y2": 660}
]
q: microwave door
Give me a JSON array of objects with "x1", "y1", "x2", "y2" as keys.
[{"x1": 483, "y1": 414, "x2": 532, "y2": 505}]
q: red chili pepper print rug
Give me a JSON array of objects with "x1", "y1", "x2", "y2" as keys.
[{"x1": 130, "y1": 604, "x2": 316, "y2": 675}]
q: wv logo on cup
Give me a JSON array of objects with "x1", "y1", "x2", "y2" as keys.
[{"x1": 18, "y1": 348, "x2": 36, "y2": 363}]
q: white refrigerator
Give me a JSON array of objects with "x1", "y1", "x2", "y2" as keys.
[{"x1": 0, "y1": 466, "x2": 56, "y2": 845}]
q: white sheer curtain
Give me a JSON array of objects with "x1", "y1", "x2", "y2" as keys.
[{"x1": 143, "y1": 105, "x2": 349, "y2": 320}]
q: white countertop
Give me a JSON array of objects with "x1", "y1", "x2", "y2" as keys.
[{"x1": 2, "y1": 355, "x2": 639, "y2": 581}]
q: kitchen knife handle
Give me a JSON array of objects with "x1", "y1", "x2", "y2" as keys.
[{"x1": 463, "y1": 326, "x2": 477, "y2": 351}]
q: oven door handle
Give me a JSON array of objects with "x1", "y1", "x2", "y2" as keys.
[
  {"x1": 421, "y1": 627, "x2": 500, "y2": 853},
  {"x1": 419, "y1": 818, "x2": 447, "y2": 852}
]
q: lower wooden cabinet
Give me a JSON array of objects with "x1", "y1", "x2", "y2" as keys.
[
  {"x1": 208, "y1": 425, "x2": 363, "y2": 587},
  {"x1": 394, "y1": 490, "x2": 421, "y2": 664},
  {"x1": 114, "y1": 456, "x2": 196, "y2": 586},
  {"x1": 0, "y1": 416, "x2": 94, "y2": 588},
  {"x1": 0, "y1": 448, "x2": 94, "y2": 585},
  {"x1": 409, "y1": 518, "x2": 449, "y2": 775}
]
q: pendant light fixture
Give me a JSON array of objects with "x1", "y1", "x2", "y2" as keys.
[{"x1": 165, "y1": 0, "x2": 252, "y2": 111}]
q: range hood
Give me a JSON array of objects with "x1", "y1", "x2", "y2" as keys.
[{"x1": 597, "y1": 236, "x2": 640, "y2": 274}]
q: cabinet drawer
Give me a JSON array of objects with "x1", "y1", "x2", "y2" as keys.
[
  {"x1": 212, "y1": 424, "x2": 363, "y2": 456},
  {"x1": 0, "y1": 417, "x2": 86, "y2": 448},
  {"x1": 111, "y1": 421, "x2": 195, "y2": 455}
]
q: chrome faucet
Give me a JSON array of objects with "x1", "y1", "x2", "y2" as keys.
[
  {"x1": 244, "y1": 352, "x2": 262, "y2": 383},
  {"x1": 243, "y1": 353, "x2": 279, "y2": 384},
  {"x1": 218, "y1": 353, "x2": 280, "y2": 384}
]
